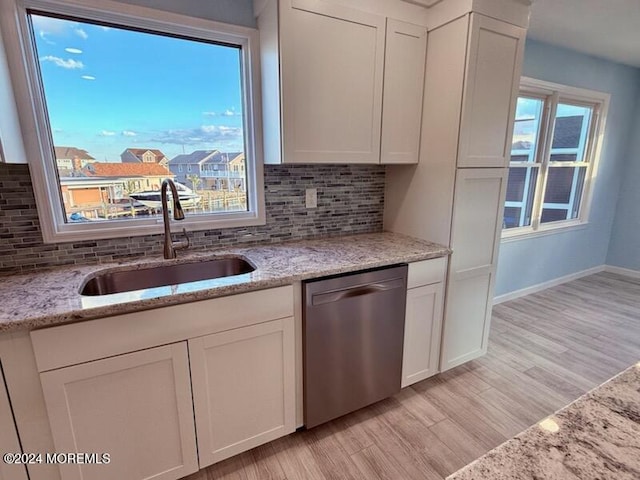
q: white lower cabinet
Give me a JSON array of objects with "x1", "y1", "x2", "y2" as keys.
[
  {"x1": 189, "y1": 317, "x2": 296, "y2": 467},
  {"x1": 0, "y1": 365, "x2": 28, "y2": 480},
  {"x1": 440, "y1": 168, "x2": 508, "y2": 371},
  {"x1": 440, "y1": 269, "x2": 494, "y2": 370},
  {"x1": 31, "y1": 286, "x2": 295, "y2": 480},
  {"x1": 39, "y1": 343, "x2": 199, "y2": 480},
  {"x1": 401, "y1": 258, "x2": 447, "y2": 387}
]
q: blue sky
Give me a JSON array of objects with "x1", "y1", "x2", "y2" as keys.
[
  {"x1": 514, "y1": 97, "x2": 590, "y2": 142},
  {"x1": 31, "y1": 14, "x2": 245, "y2": 162}
]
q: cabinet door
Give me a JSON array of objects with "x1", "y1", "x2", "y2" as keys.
[
  {"x1": 381, "y1": 19, "x2": 427, "y2": 165},
  {"x1": 280, "y1": 0, "x2": 386, "y2": 163},
  {"x1": 440, "y1": 168, "x2": 507, "y2": 371},
  {"x1": 401, "y1": 282, "x2": 444, "y2": 387},
  {"x1": 40, "y1": 343, "x2": 198, "y2": 480},
  {"x1": 458, "y1": 14, "x2": 526, "y2": 168},
  {"x1": 0, "y1": 366, "x2": 28, "y2": 480},
  {"x1": 189, "y1": 317, "x2": 295, "y2": 467}
]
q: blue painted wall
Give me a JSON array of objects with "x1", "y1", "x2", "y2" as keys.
[
  {"x1": 116, "y1": 0, "x2": 256, "y2": 27},
  {"x1": 495, "y1": 39, "x2": 640, "y2": 296},
  {"x1": 607, "y1": 98, "x2": 640, "y2": 271}
]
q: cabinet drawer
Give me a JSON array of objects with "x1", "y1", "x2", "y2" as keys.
[
  {"x1": 407, "y1": 257, "x2": 447, "y2": 289},
  {"x1": 31, "y1": 285, "x2": 294, "y2": 372}
]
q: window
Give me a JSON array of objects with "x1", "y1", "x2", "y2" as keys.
[
  {"x1": 503, "y1": 78, "x2": 608, "y2": 238},
  {"x1": 1, "y1": 0, "x2": 264, "y2": 242}
]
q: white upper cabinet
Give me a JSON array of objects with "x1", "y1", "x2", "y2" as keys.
[
  {"x1": 281, "y1": 0, "x2": 385, "y2": 164},
  {"x1": 259, "y1": 0, "x2": 427, "y2": 164},
  {"x1": 381, "y1": 20, "x2": 427, "y2": 165},
  {"x1": 457, "y1": 15, "x2": 526, "y2": 168}
]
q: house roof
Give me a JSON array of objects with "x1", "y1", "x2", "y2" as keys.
[
  {"x1": 202, "y1": 152, "x2": 243, "y2": 165},
  {"x1": 552, "y1": 115, "x2": 583, "y2": 149},
  {"x1": 169, "y1": 150, "x2": 219, "y2": 165},
  {"x1": 54, "y1": 146, "x2": 95, "y2": 160},
  {"x1": 168, "y1": 151, "x2": 245, "y2": 166},
  {"x1": 82, "y1": 162, "x2": 174, "y2": 177},
  {"x1": 123, "y1": 148, "x2": 168, "y2": 160}
]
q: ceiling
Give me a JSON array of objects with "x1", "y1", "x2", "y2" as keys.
[{"x1": 527, "y1": 0, "x2": 640, "y2": 68}]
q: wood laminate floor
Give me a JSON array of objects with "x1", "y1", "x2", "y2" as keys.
[{"x1": 184, "y1": 272, "x2": 640, "y2": 480}]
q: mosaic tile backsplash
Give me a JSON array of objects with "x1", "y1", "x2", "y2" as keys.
[{"x1": 0, "y1": 163, "x2": 385, "y2": 276}]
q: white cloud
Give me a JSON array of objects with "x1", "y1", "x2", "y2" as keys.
[
  {"x1": 100, "y1": 130, "x2": 116, "y2": 136},
  {"x1": 75, "y1": 28, "x2": 88, "y2": 40},
  {"x1": 122, "y1": 130, "x2": 137, "y2": 137},
  {"x1": 65, "y1": 47, "x2": 83, "y2": 54},
  {"x1": 81, "y1": 75, "x2": 96, "y2": 80},
  {"x1": 31, "y1": 16, "x2": 67, "y2": 36},
  {"x1": 101, "y1": 26, "x2": 111, "y2": 32},
  {"x1": 38, "y1": 31, "x2": 56, "y2": 45},
  {"x1": 40, "y1": 56, "x2": 84, "y2": 69},
  {"x1": 202, "y1": 110, "x2": 242, "y2": 117},
  {"x1": 150, "y1": 125, "x2": 243, "y2": 147}
]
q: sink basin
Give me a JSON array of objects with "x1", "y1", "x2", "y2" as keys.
[{"x1": 80, "y1": 257, "x2": 255, "y2": 296}]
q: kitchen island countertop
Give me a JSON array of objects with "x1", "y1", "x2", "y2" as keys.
[{"x1": 447, "y1": 362, "x2": 640, "y2": 480}]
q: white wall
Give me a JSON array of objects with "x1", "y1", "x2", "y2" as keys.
[{"x1": 113, "y1": 0, "x2": 256, "y2": 27}]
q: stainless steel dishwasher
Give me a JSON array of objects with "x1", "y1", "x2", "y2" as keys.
[{"x1": 303, "y1": 264, "x2": 408, "y2": 428}]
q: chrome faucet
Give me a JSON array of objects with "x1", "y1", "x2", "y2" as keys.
[{"x1": 161, "y1": 179, "x2": 190, "y2": 259}]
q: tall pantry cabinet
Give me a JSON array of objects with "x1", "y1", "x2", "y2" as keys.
[{"x1": 385, "y1": 3, "x2": 528, "y2": 372}]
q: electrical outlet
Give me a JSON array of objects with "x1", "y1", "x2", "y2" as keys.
[{"x1": 305, "y1": 188, "x2": 318, "y2": 209}]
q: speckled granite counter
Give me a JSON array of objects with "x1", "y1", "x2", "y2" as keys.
[
  {"x1": 448, "y1": 362, "x2": 640, "y2": 480},
  {"x1": 0, "y1": 232, "x2": 449, "y2": 333}
]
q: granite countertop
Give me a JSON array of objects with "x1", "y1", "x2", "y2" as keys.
[
  {"x1": 0, "y1": 232, "x2": 449, "y2": 333},
  {"x1": 448, "y1": 362, "x2": 640, "y2": 480}
]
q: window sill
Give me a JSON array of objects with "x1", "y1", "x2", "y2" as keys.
[
  {"x1": 501, "y1": 221, "x2": 589, "y2": 243},
  {"x1": 42, "y1": 211, "x2": 267, "y2": 244}
]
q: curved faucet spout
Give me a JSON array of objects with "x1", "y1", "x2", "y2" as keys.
[{"x1": 161, "y1": 179, "x2": 189, "y2": 259}]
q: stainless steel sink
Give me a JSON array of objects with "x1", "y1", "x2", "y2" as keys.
[{"x1": 80, "y1": 257, "x2": 255, "y2": 296}]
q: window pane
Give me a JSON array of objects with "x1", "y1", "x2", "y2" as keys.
[
  {"x1": 550, "y1": 103, "x2": 593, "y2": 162},
  {"x1": 540, "y1": 208, "x2": 569, "y2": 224},
  {"x1": 503, "y1": 166, "x2": 538, "y2": 229},
  {"x1": 541, "y1": 166, "x2": 587, "y2": 224},
  {"x1": 503, "y1": 207, "x2": 521, "y2": 229},
  {"x1": 31, "y1": 13, "x2": 248, "y2": 223},
  {"x1": 511, "y1": 97, "x2": 544, "y2": 163}
]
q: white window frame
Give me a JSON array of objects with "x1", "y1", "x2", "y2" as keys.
[
  {"x1": 0, "y1": 0, "x2": 265, "y2": 242},
  {"x1": 502, "y1": 77, "x2": 609, "y2": 241}
]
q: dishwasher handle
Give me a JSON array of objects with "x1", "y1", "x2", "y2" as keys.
[{"x1": 311, "y1": 277, "x2": 405, "y2": 306}]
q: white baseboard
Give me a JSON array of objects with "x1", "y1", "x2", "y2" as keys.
[
  {"x1": 493, "y1": 265, "x2": 606, "y2": 305},
  {"x1": 604, "y1": 265, "x2": 640, "y2": 279}
]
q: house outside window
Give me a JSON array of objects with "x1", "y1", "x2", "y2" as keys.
[
  {"x1": 502, "y1": 77, "x2": 609, "y2": 239},
  {"x1": 0, "y1": 0, "x2": 264, "y2": 242}
]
